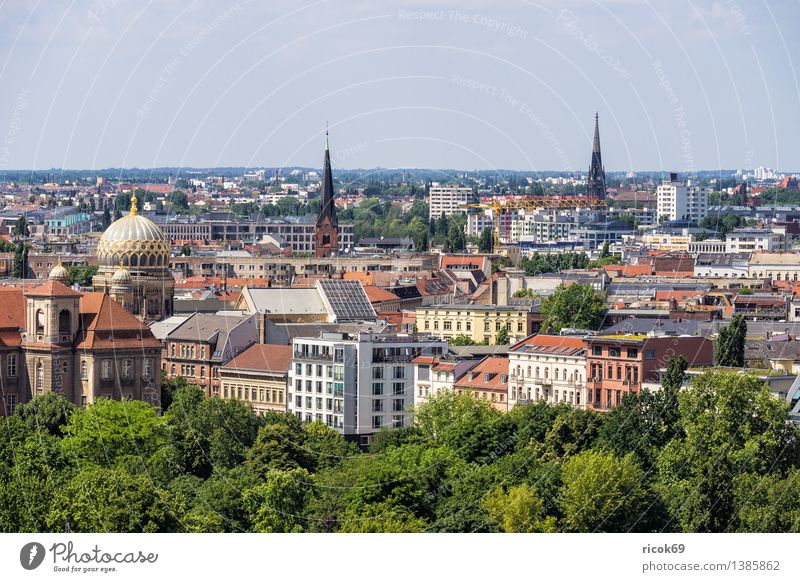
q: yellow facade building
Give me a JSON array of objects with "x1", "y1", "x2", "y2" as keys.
[{"x1": 415, "y1": 304, "x2": 537, "y2": 345}]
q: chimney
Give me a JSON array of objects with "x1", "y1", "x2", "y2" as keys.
[{"x1": 258, "y1": 312, "x2": 267, "y2": 344}]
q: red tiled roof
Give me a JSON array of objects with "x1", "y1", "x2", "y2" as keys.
[
  {"x1": 454, "y1": 356, "x2": 508, "y2": 391},
  {"x1": 24, "y1": 280, "x2": 82, "y2": 298},
  {"x1": 510, "y1": 334, "x2": 586, "y2": 355},
  {"x1": 0, "y1": 288, "x2": 26, "y2": 330},
  {"x1": 222, "y1": 344, "x2": 292, "y2": 374},
  {"x1": 364, "y1": 285, "x2": 400, "y2": 303}
]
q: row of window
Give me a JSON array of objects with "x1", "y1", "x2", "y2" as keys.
[
  {"x1": 591, "y1": 346, "x2": 639, "y2": 358},
  {"x1": 589, "y1": 363, "x2": 640, "y2": 384},
  {"x1": 372, "y1": 415, "x2": 405, "y2": 429},
  {"x1": 372, "y1": 366, "x2": 405, "y2": 380},
  {"x1": 293, "y1": 411, "x2": 344, "y2": 429},
  {"x1": 371, "y1": 382, "x2": 406, "y2": 395},
  {"x1": 294, "y1": 363, "x2": 333, "y2": 378},
  {"x1": 423, "y1": 319, "x2": 524, "y2": 333},
  {"x1": 222, "y1": 383, "x2": 284, "y2": 404},
  {"x1": 372, "y1": 398, "x2": 406, "y2": 412},
  {"x1": 293, "y1": 396, "x2": 344, "y2": 413},
  {"x1": 170, "y1": 343, "x2": 207, "y2": 359},
  {"x1": 512, "y1": 365, "x2": 581, "y2": 383}
]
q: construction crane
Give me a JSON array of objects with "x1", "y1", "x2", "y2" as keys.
[{"x1": 465, "y1": 196, "x2": 607, "y2": 247}]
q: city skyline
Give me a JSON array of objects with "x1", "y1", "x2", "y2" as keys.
[{"x1": 1, "y1": 1, "x2": 798, "y2": 172}]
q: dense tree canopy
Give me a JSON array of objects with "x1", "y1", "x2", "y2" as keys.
[
  {"x1": 0, "y1": 372, "x2": 798, "y2": 533},
  {"x1": 540, "y1": 283, "x2": 606, "y2": 333}
]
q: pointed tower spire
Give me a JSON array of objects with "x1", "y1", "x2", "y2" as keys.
[
  {"x1": 315, "y1": 126, "x2": 339, "y2": 257},
  {"x1": 587, "y1": 113, "x2": 606, "y2": 200},
  {"x1": 317, "y1": 128, "x2": 338, "y2": 228}
]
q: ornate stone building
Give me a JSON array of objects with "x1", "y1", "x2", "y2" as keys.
[
  {"x1": 93, "y1": 192, "x2": 174, "y2": 323},
  {"x1": 0, "y1": 271, "x2": 162, "y2": 416}
]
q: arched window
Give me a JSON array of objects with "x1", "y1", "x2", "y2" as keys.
[
  {"x1": 554, "y1": 369, "x2": 559, "y2": 380},
  {"x1": 35, "y1": 309, "x2": 45, "y2": 334},
  {"x1": 58, "y1": 309, "x2": 71, "y2": 333},
  {"x1": 80, "y1": 360, "x2": 88, "y2": 379},
  {"x1": 535, "y1": 367, "x2": 540, "y2": 378},
  {"x1": 36, "y1": 362, "x2": 44, "y2": 390},
  {"x1": 544, "y1": 367, "x2": 549, "y2": 379},
  {"x1": 526, "y1": 366, "x2": 531, "y2": 378},
  {"x1": 322, "y1": 233, "x2": 331, "y2": 246}
]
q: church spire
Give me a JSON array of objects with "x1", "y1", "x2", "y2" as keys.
[
  {"x1": 317, "y1": 128, "x2": 338, "y2": 228},
  {"x1": 587, "y1": 112, "x2": 606, "y2": 200}
]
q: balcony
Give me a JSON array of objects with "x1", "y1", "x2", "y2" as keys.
[{"x1": 293, "y1": 352, "x2": 333, "y2": 362}]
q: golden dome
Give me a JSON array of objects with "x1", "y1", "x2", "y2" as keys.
[
  {"x1": 111, "y1": 264, "x2": 132, "y2": 286},
  {"x1": 96, "y1": 192, "x2": 170, "y2": 270},
  {"x1": 48, "y1": 261, "x2": 70, "y2": 284}
]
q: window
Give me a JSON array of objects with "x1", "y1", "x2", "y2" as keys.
[
  {"x1": 58, "y1": 309, "x2": 71, "y2": 333},
  {"x1": 372, "y1": 415, "x2": 383, "y2": 429},
  {"x1": 7, "y1": 354, "x2": 17, "y2": 377},
  {"x1": 592, "y1": 346, "x2": 602, "y2": 356},
  {"x1": 466, "y1": 321, "x2": 472, "y2": 332},
  {"x1": 80, "y1": 360, "x2": 88, "y2": 379},
  {"x1": 372, "y1": 399, "x2": 384, "y2": 412},
  {"x1": 201, "y1": 346, "x2": 206, "y2": 358},
  {"x1": 305, "y1": 396, "x2": 312, "y2": 408},
  {"x1": 372, "y1": 382, "x2": 383, "y2": 395},
  {"x1": 392, "y1": 382, "x2": 405, "y2": 395},
  {"x1": 101, "y1": 359, "x2": 112, "y2": 380},
  {"x1": 295, "y1": 395, "x2": 302, "y2": 408},
  {"x1": 36, "y1": 362, "x2": 44, "y2": 390},
  {"x1": 373, "y1": 367, "x2": 384, "y2": 379},
  {"x1": 443, "y1": 321, "x2": 452, "y2": 331},
  {"x1": 393, "y1": 366, "x2": 404, "y2": 379},
  {"x1": 645, "y1": 349, "x2": 656, "y2": 360},
  {"x1": 144, "y1": 359, "x2": 152, "y2": 379},
  {"x1": 392, "y1": 415, "x2": 404, "y2": 428},
  {"x1": 627, "y1": 348, "x2": 638, "y2": 359},
  {"x1": 4, "y1": 394, "x2": 17, "y2": 415},
  {"x1": 609, "y1": 347, "x2": 620, "y2": 357},
  {"x1": 122, "y1": 359, "x2": 133, "y2": 379},
  {"x1": 35, "y1": 309, "x2": 45, "y2": 334},
  {"x1": 392, "y1": 398, "x2": 404, "y2": 412},
  {"x1": 295, "y1": 363, "x2": 302, "y2": 375}
]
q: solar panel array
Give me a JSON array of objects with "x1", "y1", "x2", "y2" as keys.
[{"x1": 318, "y1": 280, "x2": 376, "y2": 321}]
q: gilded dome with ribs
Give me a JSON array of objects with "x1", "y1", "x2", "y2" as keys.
[{"x1": 96, "y1": 193, "x2": 170, "y2": 270}]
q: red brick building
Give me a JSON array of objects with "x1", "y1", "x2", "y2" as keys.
[{"x1": 585, "y1": 334, "x2": 713, "y2": 410}]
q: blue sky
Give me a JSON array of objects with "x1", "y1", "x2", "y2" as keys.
[{"x1": 0, "y1": 0, "x2": 798, "y2": 172}]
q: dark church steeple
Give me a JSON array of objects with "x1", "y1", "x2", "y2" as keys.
[
  {"x1": 587, "y1": 113, "x2": 606, "y2": 200},
  {"x1": 315, "y1": 128, "x2": 339, "y2": 257}
]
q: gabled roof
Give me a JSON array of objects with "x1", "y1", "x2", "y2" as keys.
[
  {"x1": 364, "y1": 285, "x2": 400, "y2": 303},
  {"x1": 0, "y1": 288, "x2": 26, "y2": 330},
  {"x1": 24, "y1": 280, "x2": 82, "y2": 298},
  {"x1": 76, "y1": 293, "x2": 161, "y2": 350},
  {"x1": 454, "y1": 356, "x2": 509, "y2": 391},
  {"x1": 222, "y1": 343, "x2": 292, "y2": 374},
  {"x1": 510, "y1": 334, "x2": 587, "y2": 356}
]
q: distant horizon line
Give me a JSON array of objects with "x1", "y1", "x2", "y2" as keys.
[{"x1": 1, "y1": 167, "x2": 795, "y2": 176}]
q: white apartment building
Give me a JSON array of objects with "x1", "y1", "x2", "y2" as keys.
[
  {"x1": 287, "y1": 332, "x2": 446, "y2": 446},
  {"x1": 465, "y1": 210, "x2": 495, "y2": 238},
  {"x1": 724, "y1": 229, "x2": 785, "y2": 254},
  {"x1": 510, "y1": 210, "x2": 574, "y2": 243},
  {"x1": 412, "y1": 355, "x2": 478, "y2": 407},
  {"x1": 656, "y1": 173, "x2": 708, "y2": 222},
  {"x1": 429, "y1": 185, "x2": 473, "y2": 219},
  {"x1": 507, "y1": 335, "x2": 588, "y2": 409}
]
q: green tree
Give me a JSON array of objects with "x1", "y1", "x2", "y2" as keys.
[
  {"x1": 715, "y1": 314, "x2": 746, "y2": 367},
  {"x1": 102, "y1": 206, "x2": 111, "y2": 228},
  {"x1": 12, "y1": 244, "x2": 28, "y2": 278},
  {"x1": 540, "y1": 283, "x2": 605, "y2": 333},
  {"x1": 559, "y1": 450, "x2": 648, "y2": 532},
  {"x1": 244, "y1": 468, "x2": 310, "y2": 532},
  {"x1": 61, "y1": 399, "x2": 168, "y2": 468},
  {"x1": 478, "y1": 227, "x2": 494, "y2": 253},
  {"x1": 13, "y1": 215, "x2": 30, "y2": 237},
  {"x1": 657, "y1": 371, "x2": 799, "y2": 532},
  {"x1": 67, "y1": 264, "x2": 99, "y2": 286},
  {"x1": 495, "y1": 326, "x2": 509, "y2": 345},
  {"x1": 447, "y1": 221, "x2": 466, "y2": 252},
  {"x1": 482, "y1": 484, "x2": 557, "y2": 532},
  {"x1": 47, "y1": 466, "x2": 177, "y2": 532},
  {"x1": 448, "y1": 334, "x2": 477, "y2": 346},
  {"x1": 662, "y1": 355, "x2": 688, "y2": 394}
]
